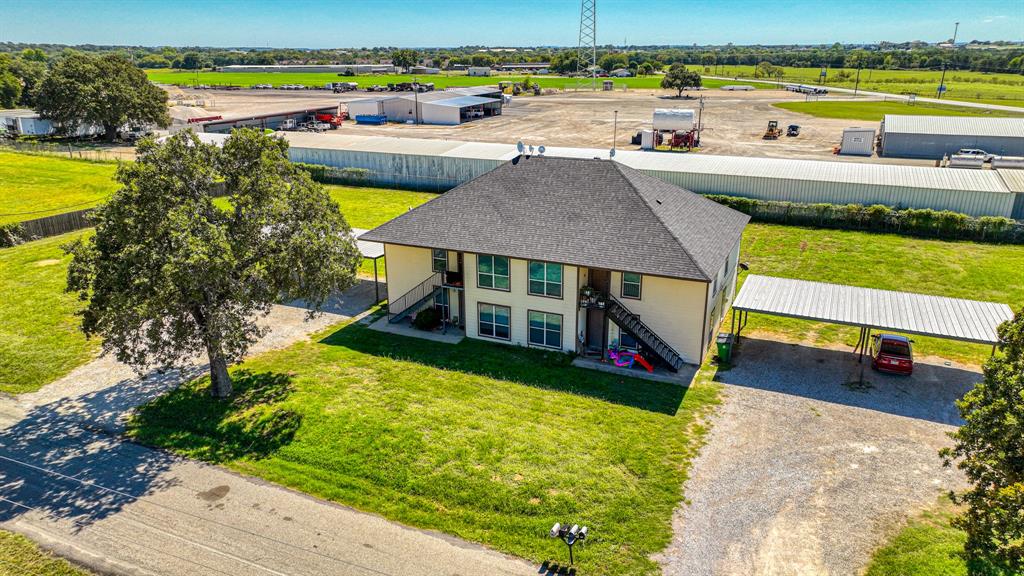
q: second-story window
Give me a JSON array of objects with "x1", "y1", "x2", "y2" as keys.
[
  {"x1": 477, "y1": 254, "x2": 510, "y2": 291},
  {"x1": 528, "y1": 261, "x2": 562, "y2": 298},
  {"x1": 622, "y1": 272, "x2": 642, "y2": 299},
  {"x1": 432, "y1": 249, "x2": 447, "y2": 273}
]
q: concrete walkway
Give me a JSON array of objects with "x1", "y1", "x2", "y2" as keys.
[
  {"x1": 657, "y1": 338, "x2": 974, "y2": 576},
  {"x1": 0, "y1": 281, "x2": 534, "y2": 576}
]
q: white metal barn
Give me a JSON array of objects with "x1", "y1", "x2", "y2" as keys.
[
  {"x1": 879, "y1": 115, "x2": 1024, "y2": 159},
  {"x1": 282, "y1": 133, "x2": 1022, "y2": 217},
  {"x1": 345, "y1": 87, "x2": 503, "y2": 125}
]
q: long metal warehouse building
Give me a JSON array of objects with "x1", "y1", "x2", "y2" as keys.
[
  {"x1": 281, "y1": 133, "x2": 1022, "y2": 217},
  {"x1": 878, "y1": 115, "x2": 1024, "y2": 160}
]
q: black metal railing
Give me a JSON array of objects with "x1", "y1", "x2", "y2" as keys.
[
  {"x1": 388, "y1": 271, "x2": 443, "y2": 323},
  {"x1": 605, "y1": 294, "x2": 685, "y2": 372}
]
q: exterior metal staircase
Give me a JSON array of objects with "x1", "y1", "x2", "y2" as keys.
[
  {"x1": 388, "y1": 271, "x2": 443, "y2": 323},
  {"x1": 605, "y1": 294, "x2": 686, "y2": 372}
]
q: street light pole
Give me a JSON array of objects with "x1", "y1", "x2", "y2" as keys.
[
  {"x1": 612, "y1": 110, "x2": 618, "y2": 153},
  {"x1": 937, "y1": 21, "x2": 959, "y2": 99},
  {"x1": 413, "y1": 76, "x2": 420, "y2": 124}
]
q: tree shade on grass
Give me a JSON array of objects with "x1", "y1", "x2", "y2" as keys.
[
  {"x1": 0, "y1": 529, "x2": 93, "y2": 576},
  {"x1": 127, "y1": 321, "x2": 721, "y2": 576},
  {"x1": 0, "y1": 231, "x2": 97, "y2": 394},
  {"x1": 772, "y1": 100, "x2": 1024, "y2": 121},
  {"x1": 0, "y1": 151, "x2": 118, "y2": 225}
]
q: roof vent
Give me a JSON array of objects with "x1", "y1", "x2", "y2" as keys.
[{"x1": 656, "y1": 199, "x2": 663, "y2": 205}]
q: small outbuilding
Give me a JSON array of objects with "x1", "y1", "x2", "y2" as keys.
[
  {"x1": 839, "y1": 128, "x2": 876, "y2": 156},
  {"x1": 467, "y1": 67, "x2": 491, "y2": 77},
  {"x1": 345, "y1": 87, "x2": 503, "y2": 126},
  {"x1": 879, "y1": 115, "x2": 1024, "y2": 159}
]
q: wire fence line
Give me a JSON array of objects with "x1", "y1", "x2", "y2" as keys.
[{"x1": 0, "y1": 140, "x2": 135, "y2": 162}]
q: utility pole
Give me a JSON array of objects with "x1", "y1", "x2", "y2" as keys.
[
  {"x1": 612, "y1": 110, "x2": 618, "y2": 153},
  {"x1": 854, "y1": 65, "x2": 861, "y2": 97},
  {"x1": 936, "y1": 21, "x2": 959, "y2": 99},
  {"x1": 413, "y1": 77, "x2": 420, "y2": 124}
]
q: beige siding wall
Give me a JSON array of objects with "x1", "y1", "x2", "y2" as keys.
[
  {"x1": 608, "y1": 271, "x2": 709, "y2": 364},
  {"x1": 464, "y1": 253, "x2": 579, "y2": 352},
  {"x1": 702, "y1": 238, "x2": 742, "y2": 354},
  {"x1": 383, "y1": 244, "x2": 434, "y2": 303}
]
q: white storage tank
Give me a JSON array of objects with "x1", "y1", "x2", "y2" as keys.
[
  {"x1": 840, "y1": 128, "x2": 875, "y2": 156},
  {"x1": 652, "y1": 109, "x2": 695, "y2": 132}
]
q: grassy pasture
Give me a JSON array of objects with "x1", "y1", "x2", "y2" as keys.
[
  {"x1": 772, "y1": 100, "x2": 1024, "y2": 121},
  {"x1": 146, "y1": 69, "x2": 757, "y2": 91},
  {"x1": 0, "y1": 151, "x2": 119, "y2": 225},
  {"x1": 696, "y1": 64, "x2": 1024, "y2": 107}
]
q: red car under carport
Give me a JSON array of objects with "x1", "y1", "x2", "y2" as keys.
[{"x1": 870, "y1": 334, "x2": 914, "y2": 375}]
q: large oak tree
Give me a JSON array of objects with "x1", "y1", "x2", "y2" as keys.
[
  {"x1": 35, "y1": 52, "x2": 169, "y2": 141},
  {"x1": 66, "y1": 130, "x2": 361, "y2": 397},
  {"x1": 943, "y1": 309, "x2": 1024, "y2": 574}
]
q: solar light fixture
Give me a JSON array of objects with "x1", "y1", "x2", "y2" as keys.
[{"x1": 549, "y1": 521, "x2": 589, "y2": 565}]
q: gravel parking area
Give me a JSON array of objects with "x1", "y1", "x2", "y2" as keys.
[{"x1": 657, "y1": 337, "x2": 976, "y2": 576}]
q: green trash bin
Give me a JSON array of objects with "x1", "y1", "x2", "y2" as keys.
[{"x1": 716, "y1": 333, "x2": 734, "y2": 362}]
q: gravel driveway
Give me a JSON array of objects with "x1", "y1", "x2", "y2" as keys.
[{"x1": 657, "y1": 337, "x2": 977, "y2": 576}]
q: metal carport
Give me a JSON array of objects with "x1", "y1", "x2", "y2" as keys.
[
  {"x1": 730, "y1": 274, "x2": 1014, "y2": 359},
  {"x1": 353, "y1": 228, "x2": 385, "y2": 303}
]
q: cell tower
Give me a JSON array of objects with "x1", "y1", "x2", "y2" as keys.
[{"x1": 576, "y1": 0, "x2": 596, "y2": 91}]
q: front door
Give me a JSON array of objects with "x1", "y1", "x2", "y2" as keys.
[{"x1": 585, "y1": 268, "x2": 611, "y2": 352}]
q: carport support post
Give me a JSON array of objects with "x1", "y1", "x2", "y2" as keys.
[{"x1": 373, "y1": 257, "x2": 380, "y2": 303}]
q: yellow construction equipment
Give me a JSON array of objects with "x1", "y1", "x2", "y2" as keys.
[{"x1": 763, "y1": 120, "x2": 782, "y2": 140}]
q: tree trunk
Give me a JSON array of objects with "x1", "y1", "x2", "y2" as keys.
[
  {"x1": 207, "y1": 345, "x2": 233, "y2": 398},
  {"x1": 103, "y1": 123, "x2": 118, "y2": 142}
]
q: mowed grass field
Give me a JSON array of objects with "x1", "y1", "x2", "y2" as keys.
[
  {"x1": 0, "y1": 530, "x2": 93, "y2": 576},
  {"x1": 773, "y1": 99, "x2": 1024, "y2": 121},
  {"x1": 0, "y1": 231, "x2": 97, "y2": 395},
  {"x1": 127, "y1": 320, "x2": 723, "y2": 576},
  {"x1": 146, "y1": 69, "x2": 758, "y2": 91},
  {"x1": 0, "y1": 151, "x2": 119, "y2": 225},
  {"x1": 699, "y1": 65, "x2": 1024, "y2": 107}
]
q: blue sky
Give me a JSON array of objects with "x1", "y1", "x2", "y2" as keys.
[{"x1": 3, "y1": 0, "x2": 1021, "y2": 48}]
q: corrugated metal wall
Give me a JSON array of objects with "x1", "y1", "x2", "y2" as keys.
[
  {"x1": 880, "y1": 133, "x2": 1024, "y2": 160},
  {"x1": 289, "y1": 146, "x2": 1016, "y2": 217}
]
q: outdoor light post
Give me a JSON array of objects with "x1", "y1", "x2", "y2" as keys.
[
  {"x1": 612, "y1": 110, "x2": 618, "y2": 154},
  {"x1": 549, "y1": 522, "x2": 589, "y2": 565},
  {"x1": 413, "y1": 77, "x2": 420, "y2": 124}
]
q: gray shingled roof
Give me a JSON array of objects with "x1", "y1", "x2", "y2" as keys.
[{"x1": 361, "y1": 156, "x2": 749, "y2": 281}]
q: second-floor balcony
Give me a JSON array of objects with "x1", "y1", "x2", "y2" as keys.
[{"x1": 442, "y1": 269, "x2": 464, "y2": 289}]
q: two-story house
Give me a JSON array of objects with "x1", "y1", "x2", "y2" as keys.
[{"x1": 361, "y1": 155, "x2": 749, "y2": 371}]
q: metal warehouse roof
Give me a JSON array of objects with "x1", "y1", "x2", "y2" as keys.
[
  {"x1": 279, "y1": 133, "x2": 1012, "y2": 195},
  {"x1": 424, "y1": 96, "x2": 501, "y2": 108},
  {"x1": 733, "y1": 274, "x2": 1014, "y2": 345},
  {"x1": 882, "y1": 115, "x2": 1024, "y2": 138},
  {"x1": 997, "y1": 169, "x2": 1024, "y2": 193},
  {"x1": 445, "y1": 86, "x2": 502, "y2": 96}
]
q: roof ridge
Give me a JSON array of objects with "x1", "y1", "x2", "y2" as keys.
[{"x1": 609, "y1": 161, "x2": 711, "y2": 281}]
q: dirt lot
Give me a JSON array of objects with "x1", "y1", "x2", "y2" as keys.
[{"x1": 166, "y1": 86, "x2": 931, "y2": 165}]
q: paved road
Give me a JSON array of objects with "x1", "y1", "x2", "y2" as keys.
[
  {"x1": 0, "y1": 282, "x2": 534, "y2": 576},
  {"x1": 657, "y1": 338, "x2": 975, "y2": 576},
  {"x1": 706, "y1": 75, "x2": 1024, "y2": 112}
]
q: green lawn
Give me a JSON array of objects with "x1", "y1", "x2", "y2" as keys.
[
  {"x1": 699, "y1": 65, "x2": 1024, "y2": 107},
  {"x1": 0, "y1": 530, "x2": 93, "y2": 576},
  {"x1": 772, "y1": 100, "x2": 1024, "y2": 121},
  {"x1": 127, "y1": 321, "x2": 721, "y2": 575},
  {"x1": 146, "y1": 69, "x2": 757, "y2": 91},
  {"x1": 0, "y1": 231, "x2": 97, "y2": 395},
  {"x1": 738, "y1": 224, "x2": 1024, "y2": 366},
  {"x1": 0, "y1": 151, "x2": 119, "y2": 225}
]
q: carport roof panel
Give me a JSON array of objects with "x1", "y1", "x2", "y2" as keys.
[
  {"x1": 733, "y1": 274, "x2": 1013, "y2": 344},
  {"x1": 352, "y1": 228, "x2": 384, "y2": 259}
]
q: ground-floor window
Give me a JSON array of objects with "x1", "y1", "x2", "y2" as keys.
[
  {"x1": 619, "y1": 330, "x2": 638, "y2": 350},
  {"x1": 478, "y1": 303, "x2": 510, "y2": 340},
  {"x1": 528, "y1": 310, "x2": 562, "y2": 349}
]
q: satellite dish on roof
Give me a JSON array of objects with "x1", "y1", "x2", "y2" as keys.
[
  {"x1": 529, "y1": 145, "x2": 535, "y2": 155},
  {"x1": 516, "y1": 141, "x2": 525, "y2": 154},
  {"x1": 609, "y1": 148, "x2": 616, "y2": 158},
  {"x1": 538, "y1": 145, "x2": 546, "y2": 156}
]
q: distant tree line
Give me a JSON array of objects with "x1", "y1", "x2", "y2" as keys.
[{"x1": 2, "y1": 41, "x2": 1021, "y2": 75}]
